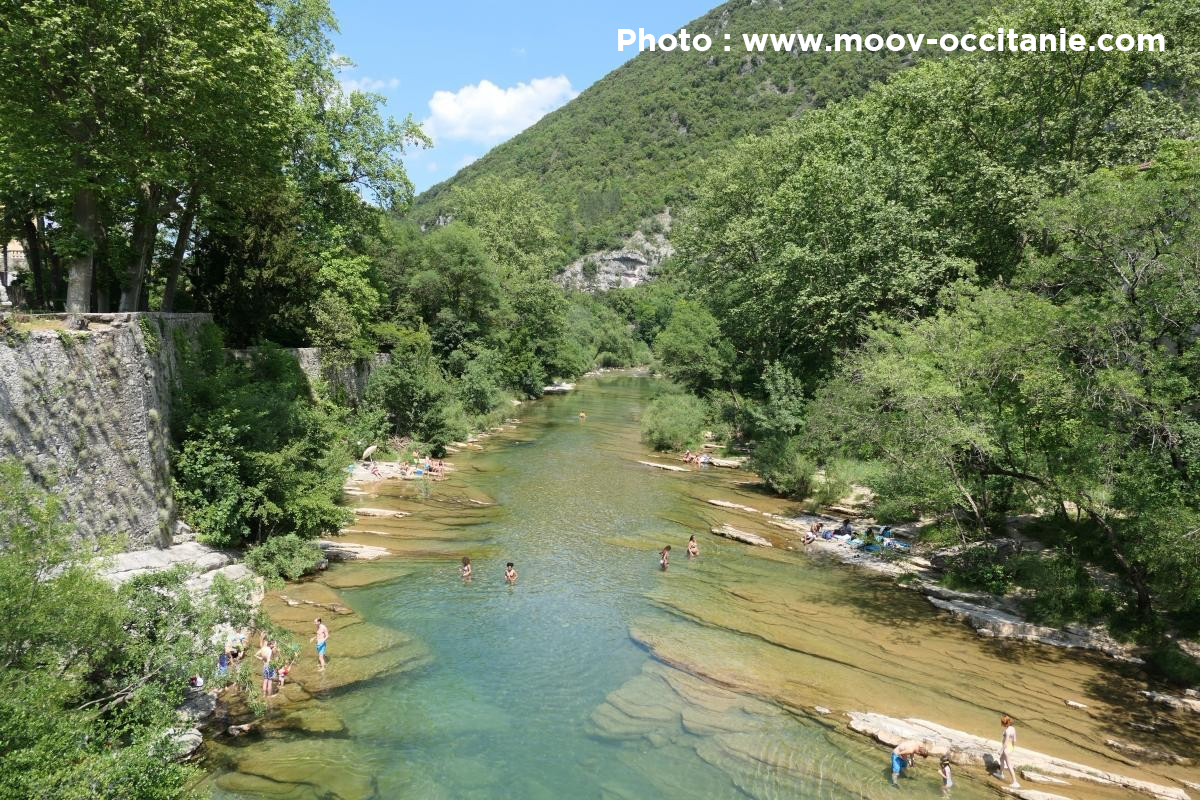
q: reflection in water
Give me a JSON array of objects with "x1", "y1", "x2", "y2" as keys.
[{"x1": 206, "y1": 375, "x2": 1200, "y2": 799}]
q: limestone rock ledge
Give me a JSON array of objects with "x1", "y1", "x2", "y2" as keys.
[
  {"x1": 846, "y1": 711, "x2": 1189, "y2": 800},
  {"x1": 924, "y1": 596, "x2": 1141, "y2": 662}
]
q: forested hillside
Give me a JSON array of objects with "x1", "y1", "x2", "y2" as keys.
[
  {"x1": 413, "y1": 0, "x2": 994, "y2": 258},
  {"x1": 640, "y1": 0, "x2": 1200, "y2": 671}
]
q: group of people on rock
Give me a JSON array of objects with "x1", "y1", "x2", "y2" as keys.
[
  {"x1": 362, "y1": 449, "x2": 447, "y2": 480},
  {"x1": 890, "y1": 714, "x2": 1021, "y2": 792},
  {"x1": 801, "y1": 519, "x2": 909, "y2": 553},
  {"x1": 203, "y1": 619, "x2": 330, "y2": 701},
  {"x1": 459, "y1": 557, "x2": 517, "y2": 584},
  {"x1": 681, "y1": 450, "x2": 712, "y2": 468}
]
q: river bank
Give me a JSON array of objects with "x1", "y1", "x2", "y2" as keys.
[{"x1": 204, "y1": 373, "x2": 1200, "y2": 800}]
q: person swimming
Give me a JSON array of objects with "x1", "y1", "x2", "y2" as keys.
[
  {"x1": 660, "y1": 545, "x2": 671, "y2": 571},
  {"x1": 687, "y1": 535, "x2": 699, "y2": 558},
  {"x1": 460, "y1": 556, "x2": 472, "y2": 581},
  {"x1": 504, "y1": 562, "x2": 518, "y2": 584}
]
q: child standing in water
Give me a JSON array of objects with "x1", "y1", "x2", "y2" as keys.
[
  {"x1": 504, "y1": 562, "x2": 518, "y2": 584},
  {"x1": 687, "y1": 535, "x2": 699, "y2": 558},
  {"x1": 659, "y1": 545, "x2": 671, "y2": 571},
  {"x1": 460, "y1": 556, "x2": 472, "y2": 581},
  {"x1": 939, "y1": 755, "x2": 953, "y2": 792}
]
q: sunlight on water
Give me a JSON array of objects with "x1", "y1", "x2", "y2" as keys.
[{"x1": 205, "y1": 375, "x2": 1200, "y2": 799}]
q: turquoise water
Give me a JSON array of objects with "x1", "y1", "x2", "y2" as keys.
[{"x1": 207, "y1": 375, "x2": 1194, "y2": 799}]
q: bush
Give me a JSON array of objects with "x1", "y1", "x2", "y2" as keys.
[
  {"x1": 171, "y1": 326, "x2": 352, "y2": 548},
  {"x1": 641, "y1": 392, "x2": 707, "y2": 450},
  {"x1": 457, "y1": 348, "x2": 505, "y2": 416},
  {"x1": 1012, "y1": 552, "x2": 1117, "y2": 627},
  {"x1": 942, "y1": 544, "x2": 1015, "y2": 595},
  {"x1": 245, "y1": 534, "x2": 325, "y2": 583},
  {"x1": 364, "y1": 332, "x2": 468, "y2": 453},
  {"x1": 749, "y1": 435, "x2": 816, "y2": 499}
]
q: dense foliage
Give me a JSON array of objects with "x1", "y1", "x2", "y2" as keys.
[
  {"x1": 644, "y1": 0, "x2": 1200, "y2": 651},
  {"x1": 640, "y1": 391, "x2": 709, "y2": 451},
  {"x1": 414, "y1": 0, "x2": 994, "y2": 259},
  {"x1": 171, "y1": 325, "x2": 352, "y2": 548},
  {"x1": 0, "y1": 0, "x2": 423, "y2": 330},
  {"x1": 675, "y1": 0, "x2": 1198, "y2": 386},
  {"x1": 244, "y1": 534, "x2": 327, "y2": 584},
  {"x1": 0, "y1": 463, "x2": 255, "y2": 799}
]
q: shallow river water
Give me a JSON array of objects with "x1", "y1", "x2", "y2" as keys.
[{"x1": 206, "y1": 374, "x2": 1200, "y2": 799}]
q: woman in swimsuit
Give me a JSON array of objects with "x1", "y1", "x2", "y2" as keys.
[
  {"x1": 659, "y1": 545, "x2": 671, "y2": 571},
  {"x1": 460, "y1": 556, "x2": 472, "y2": 581},
  {"x1": 504, "y1": 562, "x2": 518, "y2": 584},
  {"x1": 687, "y1": 535, "x2": 699, "y2": 558},
  {"x1": 998, "y1": 715, "x2": 1019, "y2": 789}
]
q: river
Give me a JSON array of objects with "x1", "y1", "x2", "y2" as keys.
[{"x1": 205, "y1": 373, "x2": 1200, "y2": 799}]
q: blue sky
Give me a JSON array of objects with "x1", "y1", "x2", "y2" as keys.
[{"x1": 329, "y1": 0, "x2": 714, "y2": 194}]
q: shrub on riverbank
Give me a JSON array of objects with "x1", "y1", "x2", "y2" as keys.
[
  {"x1": 0, "y1": 462, "x2": 256, "y2": 799},
  {"x1": 245, "y1": 534, "x2": 326, "y2": 584},
  {"x1": 172, "y1": 325, "x2": 352, "y2": 548},
  {"x1": 747, "y1": 436, "x2": 815, "y2": 499},
  {"x1": 641, "y1": 392, "x2": 707, "y2": 451}
]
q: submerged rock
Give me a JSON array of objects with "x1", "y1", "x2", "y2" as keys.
[
  {"x1": 709, "y1": 524, "x2": 772, "y2": 547},
  {"x1": 925, "y1": 596, "x2": 1142, "y2": 662},
  {"x1": 353, "y1": 507, "x2": 410, "y2": 519},
  {"x1": 318, "y1": 539, "x2": 391, "y2": 561},
  {"x1": 1105, "y1": 738, "x2": 1192, "y2": 766},
  {"x1": 638, "y1": 460, "x2": 689, "y2": 472}
]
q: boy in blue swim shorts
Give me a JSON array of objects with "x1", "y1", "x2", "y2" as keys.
[
  {"x1": 890, "y1": 740, "x2": 929, "y2": 785},
  {"x1": 312, "y1": 618, "x2": 329, "y2": 672}
]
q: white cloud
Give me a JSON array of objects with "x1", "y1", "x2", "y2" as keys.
[
  {"x1": 340, "y1": 76, "x2": 401, "y2": 94},
  {"x1": 425, "y1": 161, "x2": 439, "y2": 172},
  {"x1": 423, "y1": 76, "x2": 577, "y2": 144}
]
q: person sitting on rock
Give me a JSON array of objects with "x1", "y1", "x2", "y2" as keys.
[{"x1": 837, "y1": 520, "x2": 854, "y2": 538}]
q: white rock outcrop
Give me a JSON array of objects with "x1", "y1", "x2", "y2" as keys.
[
  {"x1": 925, "y1": 596, "x2": 1141, "y2": 662},
  {"x1": 846, "y1": 712, "x2": 1189, "y2": 800}
]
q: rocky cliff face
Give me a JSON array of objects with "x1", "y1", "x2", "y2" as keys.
[
  {"x1": 0, "y1": 313, "x2": 209, "y2": 549},
  {"x1": 555, "y1": 212, "x2": 674, "y2": 292}
]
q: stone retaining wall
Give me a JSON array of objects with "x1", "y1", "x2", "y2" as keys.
[{"x1": 0, "y1": 313, "x2": 210, "y2": 549}]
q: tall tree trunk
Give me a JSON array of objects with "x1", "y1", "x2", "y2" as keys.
[
  {"x1": 65, "y1": 185, "x2": 99, "y2": 316},
  {"x1": 119, "y1": 185, "x2": 162, "y2": 312},
  {"x1": 21, "y1": 217, "x2": 48, "y2": 309},
  {"x1": 161, "y1": 189, "x2": 199, "y2": 312}
]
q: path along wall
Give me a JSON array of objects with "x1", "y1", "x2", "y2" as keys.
[{"x1": 0, "y1": 313, "x2": 209, "y2": 549}]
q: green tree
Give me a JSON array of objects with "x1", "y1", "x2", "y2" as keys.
[
  {"x1": 171, "y1": 327, "x2": 352, "y2": 547},
  {"x1": 653, "y1": 300, "x2": 733, "y2": 394},
  {"x1": 0, "y1": 462, "x2": 255, "y2": 799}
]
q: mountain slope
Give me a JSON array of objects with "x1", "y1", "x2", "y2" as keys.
[{"x1": 413, "y1": 0, "x2": 995, "y2": 260}]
